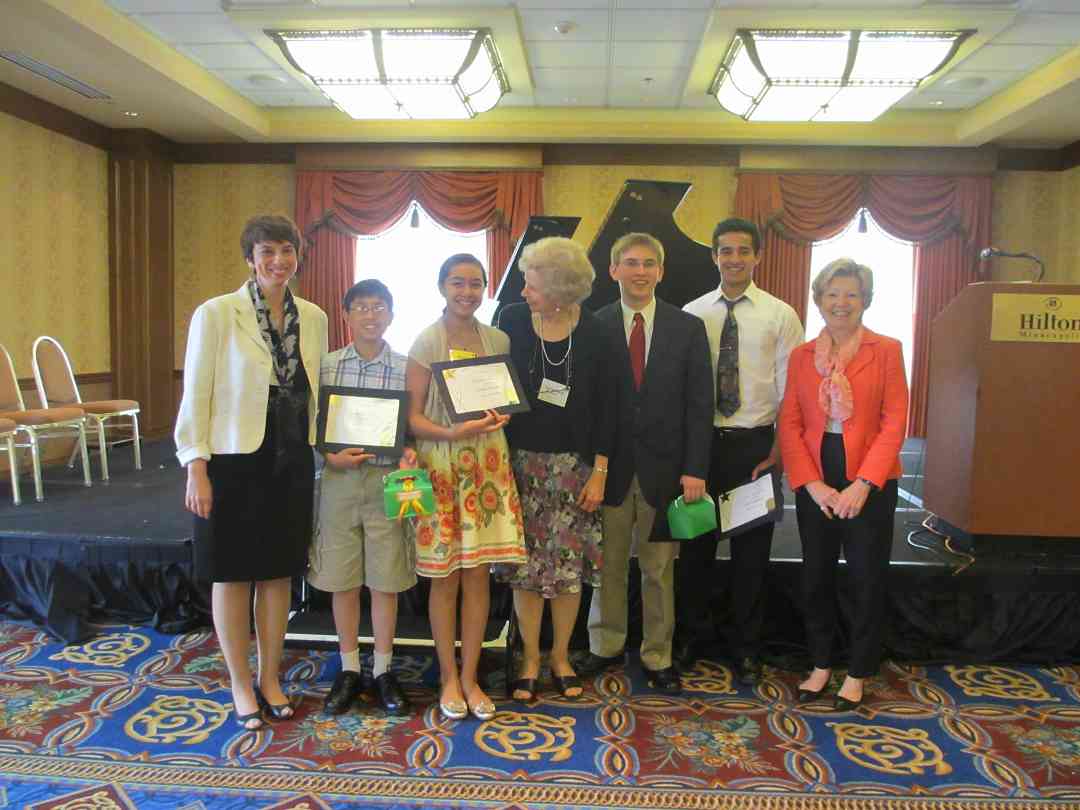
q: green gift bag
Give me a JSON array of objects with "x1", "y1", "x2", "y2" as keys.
[
  {"x1": 666, "y1": 493, "x2": 717, "y2": 540},
  {"x1": 383, "y1": 469, "x2": 435, "y2": 521}
]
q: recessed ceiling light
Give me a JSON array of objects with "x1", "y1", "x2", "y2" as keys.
[
  {"x1": 553, "y1": 21, "x2": 574, "y2": 35},
  {"x1": 930, "y1": 99, "x2": 945, "y2": 106},
  {"x1": 940, "y1": 76, "x2": 987, "y2": 92},
  {"x1": 122, "y1": 110, "x2": 139, "y2": 117},
  {"x1": 248, "y1": 73, "x2": 287, "y2": 87}
]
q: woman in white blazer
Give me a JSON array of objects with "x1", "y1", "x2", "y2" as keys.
[{"x1": 175, "y1": 214, "x2": 328, "y2": 731}]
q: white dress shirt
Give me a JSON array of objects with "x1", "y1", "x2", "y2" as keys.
[
  {"x1": 683, "y1": 281, "x2": 804, "y2": 428},
  {"x1": 619, "y1": 297, "x2": 657, "y2": 362}
]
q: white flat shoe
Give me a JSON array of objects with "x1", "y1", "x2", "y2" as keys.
[{"x1": 439, "y1": 698, "x2": 467, "y2": 720}]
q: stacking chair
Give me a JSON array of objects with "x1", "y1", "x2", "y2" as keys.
[
  {"x1": 32, "y1": 336, "x2": 141, "y2": 482},
  {"x1": 0, "y1": 417, "x2": 21, "y2": 505},
  {"x1": 0, "y1": 343, "x2": 91, "y2": 502}
]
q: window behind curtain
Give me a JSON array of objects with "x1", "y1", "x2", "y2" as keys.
[
  {"x1": 355, "y1": 202, "x2": 492, "y2": 354},
  {"x1": 807, "y1": 209, "x2": 914, "y2": 383}
]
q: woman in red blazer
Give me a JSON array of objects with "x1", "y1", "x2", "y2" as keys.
[{"x1": 778, "y1": 258, "x2": 908, "y2": 712}]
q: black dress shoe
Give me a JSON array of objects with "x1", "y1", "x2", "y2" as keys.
[
  {"x1": 735, "y1": 656, "x2": 763, "y2": 686},
  {"x1": 674, "y1": 639, "x2": 698, "y2": 672},
  {"x1": 323, "y1": 671, "x2": 363, "y2": 716},
  {"x1": 797, "y1": 686, "x2": 828, "y2": 704},
  {"x1": 373, "y1": 672, "x2": 411, "y2": 716},
  {"x1": 577, "y1": 651, "x2": 624, "y2": 677},
  {"x1": 833, "y1": 693, "x2": 863, "y2": 712},
  {"x1": 254, "y1": 685, "x2": 296, "y2": 720},
  {"x1": 643, "y1": 665, "x2": 682, "y2": 695}
]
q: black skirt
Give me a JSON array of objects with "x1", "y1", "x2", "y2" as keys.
[{"x1": 194, "y1": 380, "x2": 314, "y2": 583}]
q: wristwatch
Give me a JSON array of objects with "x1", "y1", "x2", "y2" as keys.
[{"x1": 858, "y1": 477, "x2": 878, "y2": 491}]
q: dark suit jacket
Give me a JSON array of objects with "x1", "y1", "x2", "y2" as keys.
[{"x1": 597, "y1": 297, "x2": 714, "y2": 540}]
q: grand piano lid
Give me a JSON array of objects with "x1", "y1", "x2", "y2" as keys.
[
  {"x1": 585, "y1": 179, "x2": 718, "y2": 312},
  {"x1": 492, "y1": 215, "x2": 580, "y2": 324}
]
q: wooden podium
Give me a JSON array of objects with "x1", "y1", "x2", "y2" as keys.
[{"x1": 924, "y1": 282, "x2": 1080, "y2": 537}]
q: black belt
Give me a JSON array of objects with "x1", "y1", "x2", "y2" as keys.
[{"x1": 714, "y1": 425, "x2": 773, "y2": 434}]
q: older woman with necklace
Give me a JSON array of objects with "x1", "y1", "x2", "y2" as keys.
[
  {"x1": 493, "y1": 237, "x2": 614, "y2": 702},
  {"x1": 778, "y1": 258, "x2": 908, "y2": 712}
]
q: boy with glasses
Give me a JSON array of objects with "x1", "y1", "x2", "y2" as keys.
[{"x1": 309, "y1": 279, "x2": 416, "y2": 716}]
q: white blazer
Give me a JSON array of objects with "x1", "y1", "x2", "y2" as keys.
[{"x1": 175, "y1": 284, "x2": 328, "y2": 466}]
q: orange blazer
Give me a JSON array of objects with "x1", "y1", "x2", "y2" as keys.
[{"x1": 778, "y1": 328, "x2": 909, "y2": 491}]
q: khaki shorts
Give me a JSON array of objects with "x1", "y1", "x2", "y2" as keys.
[{"x1": 308, "y1": 464, "x2": 417, "y2": 594}]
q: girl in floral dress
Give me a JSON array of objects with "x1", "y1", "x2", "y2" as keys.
[{"x1": 406, "y1": 254, "x2": 526, "y2": 721}]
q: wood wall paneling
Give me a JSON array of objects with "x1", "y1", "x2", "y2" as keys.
[
  {"x1": 0, "y1": 81, "x2": 110, "y2": 150},
  {"x1": 173, "y1": 142, "x2": 297, "y2": 165},
  {"x1": 109, "y1": 130, "x2": 175, "y2": 440},
  {"x1": 295, "y1": 143, "x2": 543, "y2": 171},
  {"x1": 543, "y1": 144, "x2": 739, "y2": 167},
  {"x1": 740, "y1": 145, "x2": 998, "y2": 174}
]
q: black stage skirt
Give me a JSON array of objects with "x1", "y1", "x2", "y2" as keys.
[{"x1": 194, "y1": 375, "x2": 314, "y2": 583}]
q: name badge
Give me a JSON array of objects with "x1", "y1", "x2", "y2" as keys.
[{"x1": 537, "y1": 377, "x2": 569, "y2": 407}]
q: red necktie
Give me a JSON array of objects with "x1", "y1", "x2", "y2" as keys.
[{"x1": 629, "y1": 312, "x2": 645, "y2": 390}]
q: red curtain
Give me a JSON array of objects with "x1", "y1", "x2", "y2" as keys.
[
  {"x1": 735, "y1": 172, "x2": 992, "y2": 436},
  {"x1": 296, "y1": 171, "x2": 543, "y2": 346}
]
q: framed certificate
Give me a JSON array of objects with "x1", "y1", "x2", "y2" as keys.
[
  {"x1": 717, "y1": 468, "x2": 784, "y2": 539},
  {"x1": 316, "y1": 386, "x2": 408, "y2": 455},
  {"x1": 430, "y1": 354, "x2": 531, "y2": 423}
]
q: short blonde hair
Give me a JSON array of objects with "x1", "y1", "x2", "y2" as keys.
[
  {"x1": 518, "y1": 237, "x2": 595, "y2": 307},
  {"x1": 812, "y1": 257, "x2": 874, "y2": 308},
  {"x1": 610, "y1": 232, "x2": 664, "y2": 267}
]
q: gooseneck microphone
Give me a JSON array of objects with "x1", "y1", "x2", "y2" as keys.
[{"x1": 978, "y1": 246, "x2": 1045, "y2": 282}]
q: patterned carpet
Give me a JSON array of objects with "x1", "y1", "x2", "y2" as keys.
[{"x1": 1, "y1": 619, "x2": 1078, "y2": 809}]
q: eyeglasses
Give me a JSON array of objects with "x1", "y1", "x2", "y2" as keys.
[
  {"x1": 619, "y1": 258, "x2": 659, "y2": 270},
  {"x1": 349, "y1": 303, "x2": 388, "y2": 315}
]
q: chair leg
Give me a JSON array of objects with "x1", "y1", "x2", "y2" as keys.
[
  {"x1": 78, "y1": 424, "x2": 92, "y2": 488},
  {"x1": 131, "y1": 413, "x2": 142, "y2": 471},
  {"x1": 66, "y1": 438, "x2": 79, "y2": 469},
  {"x1": 6, "y1": 435, "x2": 20, "y2": 506},
  {"x1": 94, "y1": 418, "x2": 110, "y2": 481},
  {"x1": 28, "y1": 431, "x2": 44, "y2": 503}
]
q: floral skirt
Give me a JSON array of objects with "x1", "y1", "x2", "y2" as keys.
[
  {"x1": 411, "y1": 431, "x2": 526, "y2": 578},
  {"x1": 493, "y1": 450, "x2": 602, "y2": 598}
]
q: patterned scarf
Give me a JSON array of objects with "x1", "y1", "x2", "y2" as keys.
[
  {"x1": 814, "y1": 326, "x2": 863, "y2": 423},
  {"x1": 247, "y1": 278, "x2": 300, "y2": 389},
  {"x1": 247, "y1": 279, "x2": 306, "y2": 472}
]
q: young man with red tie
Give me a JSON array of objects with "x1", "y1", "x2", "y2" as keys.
[{"x1": 578, "y1": 232, "x2": 714, "y2": 694}]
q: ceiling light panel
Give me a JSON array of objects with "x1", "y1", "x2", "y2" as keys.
[
  {"x1": 711, "y1": 27, "x2": 972, "y2": 123},
  {"x1": 270, "y1": 28, "x2": 509, "y2": 119},
  {"x1": 753, "y1": 30, "x2": 850, "y2": 78},
  {"x1": 812, "y1": 85, "x2": 912, "y2": 122}
]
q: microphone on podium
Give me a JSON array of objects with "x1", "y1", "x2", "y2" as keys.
[{"x1": 978, "y1": 246, "x2": 1045, "y2": 282}]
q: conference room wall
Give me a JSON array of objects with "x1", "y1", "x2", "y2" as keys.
[
  {"x1": 172, "y1": 163, "x2": 295, "y2": 370},
  {"x1": 993, "y1": 168, "x2": 1080, "y2": 284},
  {"x1": 164, "y1": 160, "x2": 1078, "y2": 373},
  {"x1": 543, "y1": 163, "x2": 736, "y2": 254},
  {"x1": 0, "y1": 110, "x2": 110, "y2": 379}
]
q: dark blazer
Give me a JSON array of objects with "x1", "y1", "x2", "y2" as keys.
[{"x1": 597, "y1": 297, "x2": 714, "y2": 540}]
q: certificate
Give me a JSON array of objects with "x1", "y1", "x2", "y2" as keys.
[
  {"x1": 430, "y1": 354, "x2": 531, "y2": 423},
  {"x1": 316, "y1": 386, "x2": 408, "y2": 455},
  {"x1": 718, "y1": 469, "x2": 784, "y2": 538}
]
